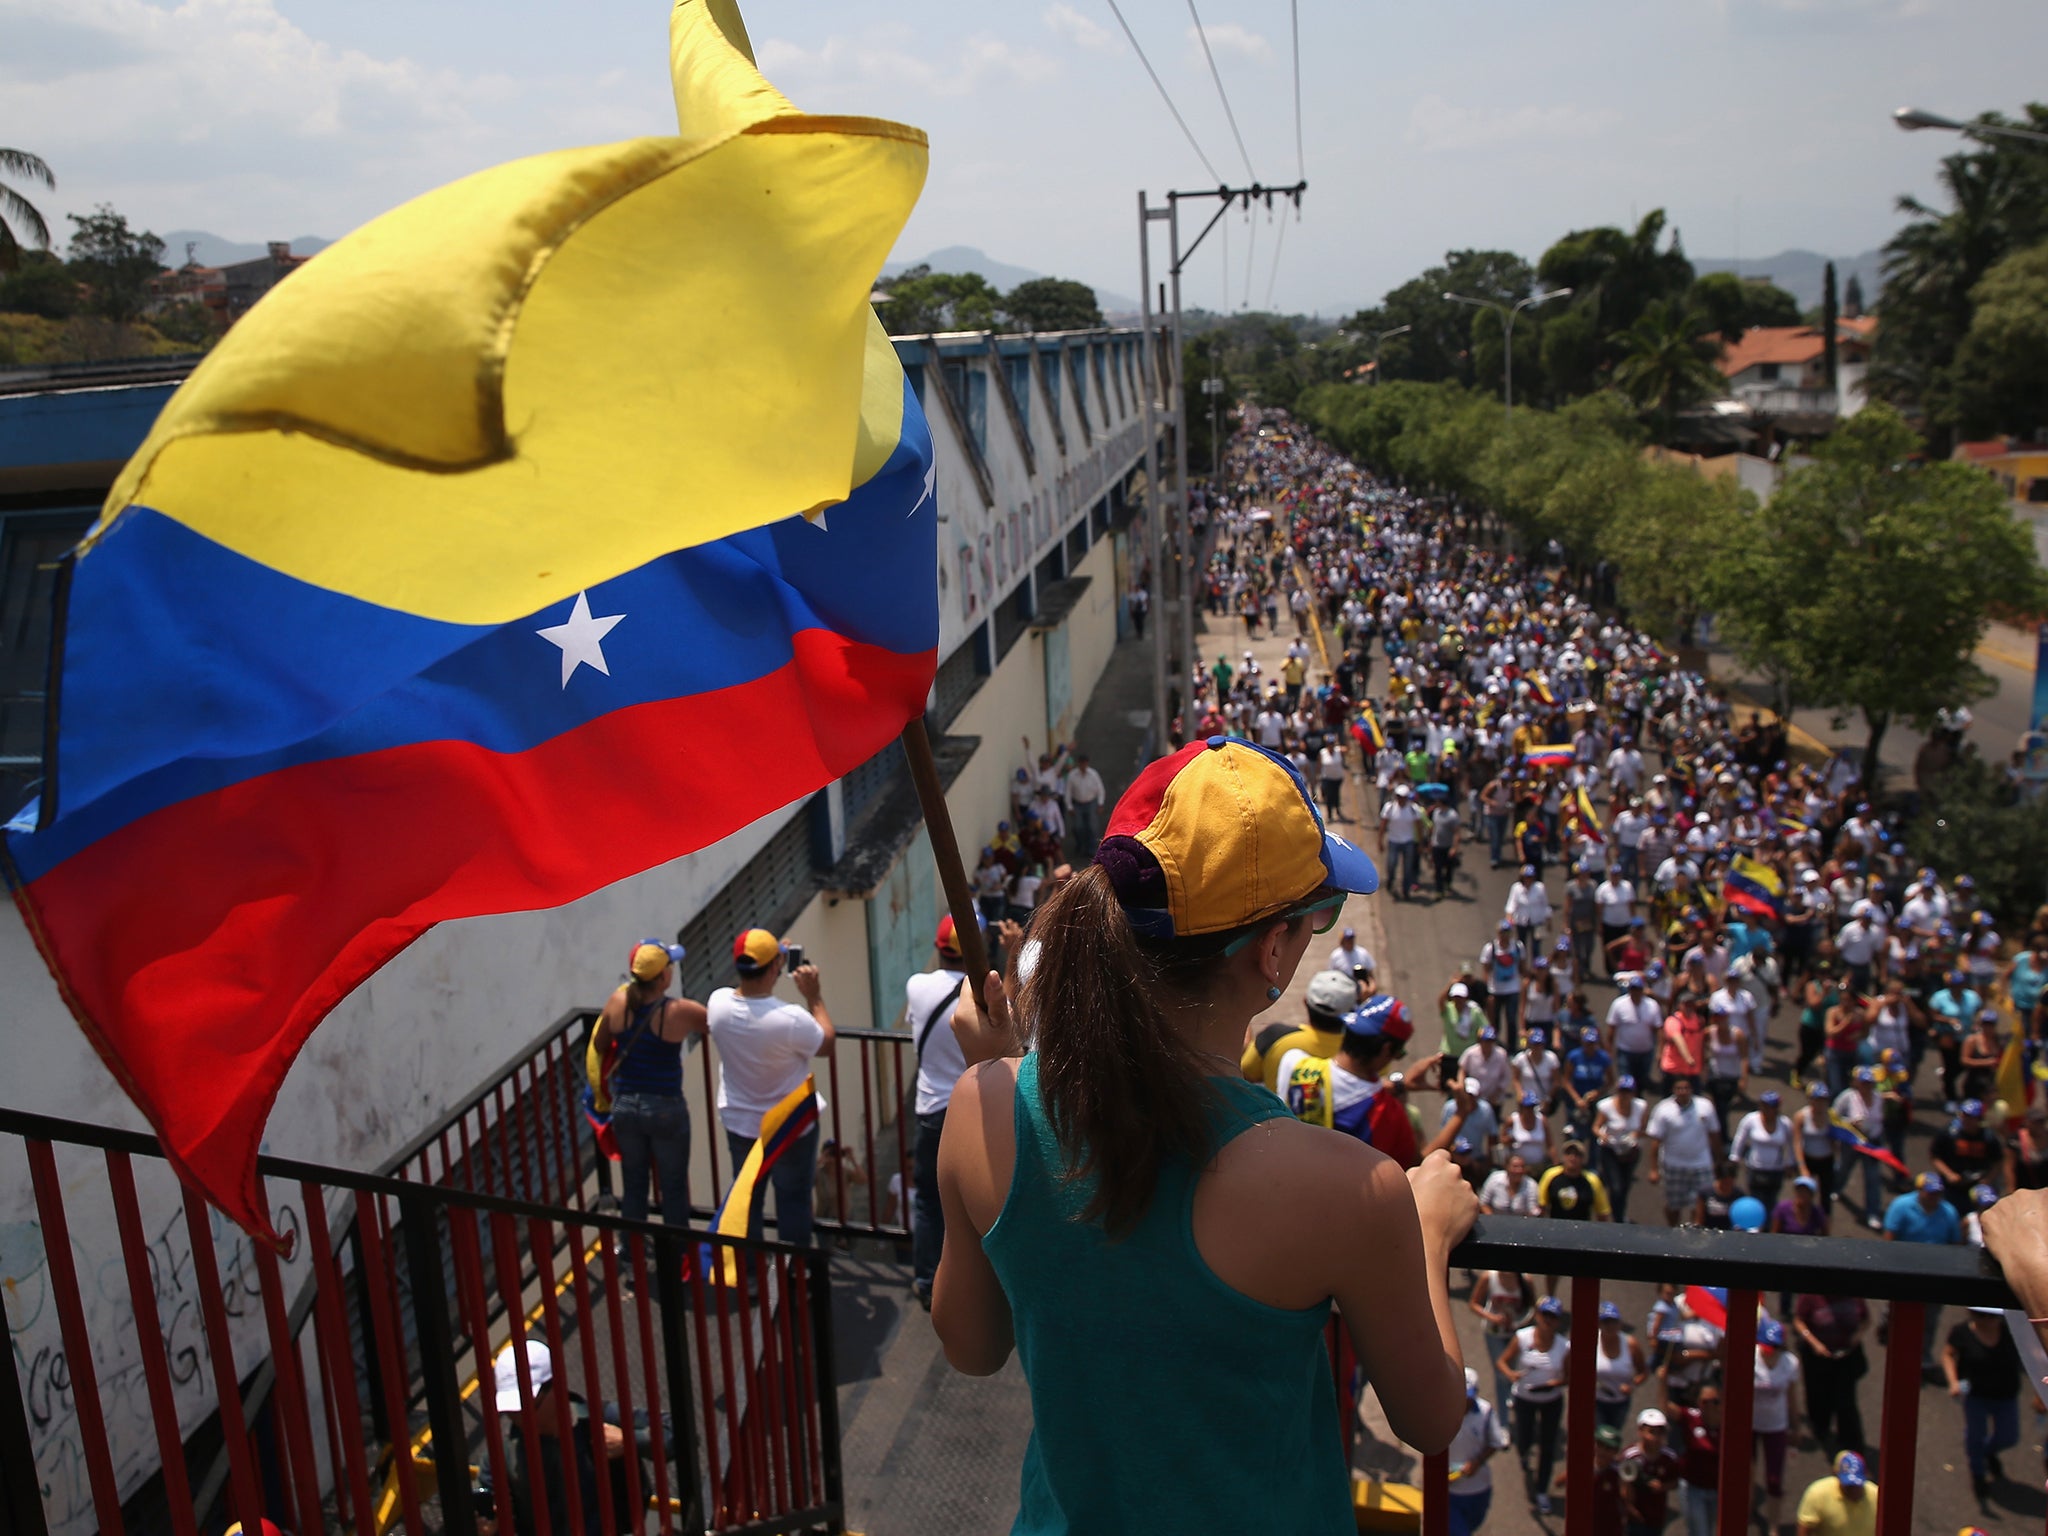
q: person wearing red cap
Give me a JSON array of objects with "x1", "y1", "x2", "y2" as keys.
[
  {"x1": 904, "y1": 913, "x2": 976, "y2": 1308},
  {"x1": 1278, "y1": 993, "x2": 1420, "y2": 1168},
  {"x1": 930, "y1": 736, "x2": 1478, "y2": 1532}
]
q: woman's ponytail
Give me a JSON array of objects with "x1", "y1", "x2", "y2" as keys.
[{"x1": 1024, "y1": 865, "x2": 1220, "y2": 1238}]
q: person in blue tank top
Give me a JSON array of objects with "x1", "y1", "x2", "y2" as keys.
[
  {"x1": 931, "y1": 737, "x2": 1481, "y2": 1534},
  {"x1": 599, "y1": 941, "x2": 707, "y2": 1227}
]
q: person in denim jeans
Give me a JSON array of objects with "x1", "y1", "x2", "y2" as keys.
[
  {"x1": 1943, "y1": 1308, "x2": 2023, "y2": 1502},
  {"x1": 599, "y1": 942, "x2": 706, "y2": 1227},
  {"x1": 707, "y1": 929, "x2": 836, "y2": 1247}
]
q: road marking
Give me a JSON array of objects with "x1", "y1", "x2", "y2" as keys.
[{"x1": 1977, "y1": 641, "x2": 2034, "y2": 672}]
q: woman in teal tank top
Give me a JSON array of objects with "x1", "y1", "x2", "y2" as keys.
[{"x1": 932, "y1": 738, "x2": 1480, "y2": 1534}]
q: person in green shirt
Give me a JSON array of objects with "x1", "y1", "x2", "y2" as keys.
[{"x1": 1438, "y1": 974, "x2": 1487, "y2": 1089}]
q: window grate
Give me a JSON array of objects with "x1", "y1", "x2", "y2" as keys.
[
  {"x1": 929, "y1": 636, "x2": 983, "y2": 732},
  {"x1": 673, "y1": 808, "x2": 818, "y2": 999},
  {"x1": 1, "y1": 508, "x2": 93, "y2": 820}
]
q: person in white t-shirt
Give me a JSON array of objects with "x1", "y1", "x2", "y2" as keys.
[
  {"x1": 1750, "y1": 1318, "x2": 1803, "y2": 1531},
  {"x1": 706, "y1": 927, "x2": 835, "y2": 1247},
  {"x1": 1328, "y1": 928, "x2": 1375, "y2": 980},
  {"x1": 1378, "y1": 784, "x2": 1425, "y2": 900},
  {"x1": 1444, "y1": 1368, "x2": 1511, "y2": 1531},
  {"x1": 904, "y1": 914, "x2": 974, "y2": 1307},
  {"x1": 1459, "y1": 1028, "x2": 1514, "y2": 1111},
  {"x1": 1063, "y1": 753, "x2": 1107, "y2": 856},
  {"x1": 1645, "y1": 1078, "x2": 1722, "y2": 1226},
  {"x1": 1481, "y1": 1152, "x2": 1542, "y2": 1216}
]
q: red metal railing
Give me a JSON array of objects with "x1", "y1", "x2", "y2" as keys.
[
  {"x1": 0, "y1": 1104, "x2": 843, "y2": 1536},
  {"x1": 381, "y1": 1010, "x2": 918, "y2": 1242},
  {"x1": 1406, "y1": 1217, "x2": 2020, "y2": 1536}
]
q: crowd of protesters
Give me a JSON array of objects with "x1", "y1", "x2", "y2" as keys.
[{"x1": 1199, "y1": 408, "x2": 2048, "y2": 1529}]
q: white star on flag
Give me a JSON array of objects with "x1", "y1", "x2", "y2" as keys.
[
  {"x1": 911, "y1": 461, "x2": 936, "y2": 517},
  {"x1": 536, "y1": 591, "x2": 625, "y2": 688}
]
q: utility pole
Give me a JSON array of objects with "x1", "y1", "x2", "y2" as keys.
[
  {"x1": 1138, "y1": 179, "x2": 1307, "y2": 750},
  {"x1": 1138, "y1": 191, "x2": 1172, "y2": 753}
]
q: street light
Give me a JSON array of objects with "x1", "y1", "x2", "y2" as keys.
[
  {"x1": 1369, "y1": 324, "x2": 1411, "y2": 386},
  {"x1": 1441, "y1": 288, "x2": 1573, "y2": 415},
  {"x1": 1894, "y1": 106, "x2": 2048, "y2": 145}
]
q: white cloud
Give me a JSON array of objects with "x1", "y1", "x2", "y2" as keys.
[
  {"x1": 756, "y1": 27, "x2": 1056, "y2": 100},
  {"x1": 1402, "y1": 93, "x2": 1621, "y2": 153},
  {"x1": 1043, "y1": 2, "x2": 1117, "y2": 52},
  {"x1": 1188, "y1": 21, "x2": 1271, "y2": 62}
]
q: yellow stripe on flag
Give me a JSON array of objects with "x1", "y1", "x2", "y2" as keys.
[
  {"x1": 1997, "y1": 1032, "x2": 2030, "y2": 1116},
  {"x1": 712, "y1": 1074, "x2": 817, "y2": 1285},
  {"x1": 93, "y1": 0, "x2": 927, "y2": 626}
]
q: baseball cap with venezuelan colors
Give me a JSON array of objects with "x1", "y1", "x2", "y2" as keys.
[
  {"x1": 1096, "y1": 737, "x2": 1378, "y2": 938},
  {"x1": 629, "y1": 939, "x2": 686, "y2": 980},
  {"x1": 732, "y1": 928, "x2": 783, "y2": 974}
]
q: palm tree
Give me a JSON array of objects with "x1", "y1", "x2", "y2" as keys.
[
  {"x1": 0, "y1": 149, "x2": 55, "y2": 271},
  {"x1": 1866, "y1": 118, "x2": 2048, "y2": 454},
  {"x1": 1612, "y1": 299, "x2": 1725, "y2": 441}
]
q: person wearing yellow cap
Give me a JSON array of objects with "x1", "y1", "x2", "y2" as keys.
[
  {"x1": 598, "y1": 940, "x2": 704, "y2": 1228},
  {"x1": 930, "y1": 735, "x2": 1478, "y2": 1532},
  {"x1": 705, "y1": 929, "x2": 834, "y2": 1246}
]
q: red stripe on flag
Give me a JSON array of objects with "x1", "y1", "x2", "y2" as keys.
[{"x1": 11, "y1": 632, "x2": 932, "y2": 1236}]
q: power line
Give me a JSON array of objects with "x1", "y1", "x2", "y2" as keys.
[
  {"x1": 1264, "y1": 203, "x2": 1288, "y2": 310},
  {"x1": 1104, "y1": 0, "x2": 1222, "y2": 184},
  {"x1": 1290, "y1": 0, "x2": 1304, "y2": 180},
  {"x1": 1186, "y1": 0, "x2": 1257, "y2": 182},
  {"x1": 1242, "y1": 201, "x2": 1257, "y2": 310}
]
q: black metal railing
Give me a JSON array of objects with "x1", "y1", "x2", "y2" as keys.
[
  {"x1": 1405, "y1": 1216, "x2": 2022, "y2": 1536},
  {"x1": 385, "y1": 1011, "x2": 918, "y2": 1244},
  {"x1": 0, "y1": 1104, "x2": 844, "y2": 1536}
]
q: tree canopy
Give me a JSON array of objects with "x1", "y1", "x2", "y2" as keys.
[
  {"x1": 1950, "y1": 240, "x2": 2048, "y2": 440},
  {"x1": 1002, "y1": 277, "x2": 1102, "y2": 333},
  {"x1": 877, "y1": 266, "x2": 1104, "y2": 337},
  {"x1": 1866, "y1": 103, "x2": 2048, "y2": 452},
  {"x1": 1710, "y1": 404, "x2": 2048, "y2": 776},
  {"x1": 66, "y1": 205, "x2": 165, "y2": 323}
]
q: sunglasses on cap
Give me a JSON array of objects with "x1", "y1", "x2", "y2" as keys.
[{"x1": 1221, "y1": 890, "x2": 1349, "y2": 956}]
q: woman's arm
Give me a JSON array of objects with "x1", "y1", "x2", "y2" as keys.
[
  {"x1": 931, "y1": 1064, "x2": 1016, "y2": 1376},
  {"x1": 663, "y1": 998, "x2": 708, "y2": 1041},
  {"x1": 1330, "y1": 1150, "x2": 1480, "y2": 1453},
  {"x1": 1467, "y1": 1274, "x2": 1498, "y2": 1322},
  {"x1": 1495, "y1": 1332, "x2": 1522, "y2": 1381}
]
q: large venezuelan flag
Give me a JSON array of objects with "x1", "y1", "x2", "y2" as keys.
[{"x1": 1, "y1": 0, "x2": 935, "y2": 1239}]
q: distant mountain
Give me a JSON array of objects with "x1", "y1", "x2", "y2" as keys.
[
  {"x1": 159, "y1": 231, "x2": 332, "y2": 268},
  {"x1": 1691, "y1": 249, "x2": 1884, "y2": 312},
  {"x1": 883, "y1": 244, "x2": 1139, "y2": 319}
]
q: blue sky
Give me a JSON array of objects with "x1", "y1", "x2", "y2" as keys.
[{"x1": 4, "y1": 0, "x2": 2043, "y2": 315}]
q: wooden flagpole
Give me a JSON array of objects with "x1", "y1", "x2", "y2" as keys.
[{"x1": 899, "y1": 716, "x2": 993, "y2": 1009}]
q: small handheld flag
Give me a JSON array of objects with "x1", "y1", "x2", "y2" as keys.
[
  {"x1": 704, "y1": 1076, "x2": 821, "y2": 1286},
  {"x1": 1724, "y1": 855, "x2": 1785, "y2": 920},
  {"x1": 1828, "y1": 1111, "x2": 1910, "y2": 1175},
  {"x1": 1357, "y1": 700, "x2": 1387, "y2": 754}
]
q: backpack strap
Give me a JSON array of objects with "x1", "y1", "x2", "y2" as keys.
[{"x1": 916, "y1": 978, "x2": 967, "y2": 1059}]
